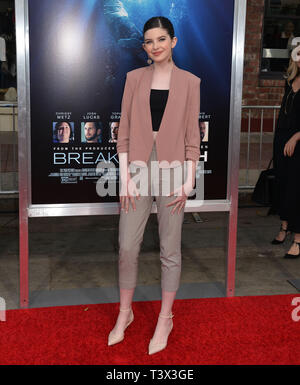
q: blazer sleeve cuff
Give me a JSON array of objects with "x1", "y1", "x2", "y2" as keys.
[
  {"x1": 185, "y1": 148, "x2": 200, "y2": 162},
  {"x1": 116, "y1": 142, "x2": 129, "y2": 154}
]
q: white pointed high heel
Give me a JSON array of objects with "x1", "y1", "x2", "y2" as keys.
[
  {"x1": 148, "y1": 313, "x2": 174, "y2": 355},
  {"x1": 108, "y1": 307, "x2": 134, "y2": 346}
]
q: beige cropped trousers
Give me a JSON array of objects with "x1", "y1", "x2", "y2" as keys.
[{"x1": 118, "y1": 142, "x2": 185, "y2": 292}]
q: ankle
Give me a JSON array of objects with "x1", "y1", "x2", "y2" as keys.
[
  {"x1": 119, "y1": 307, "x2": 132, "y2": 312},
  {"x1": 159, "y1": 312, "x2": 174, "y2": 319}
]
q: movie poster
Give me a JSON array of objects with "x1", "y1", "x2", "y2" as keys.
[{"x1": 28, "y1": 0, "x2": 234, "y2": 204}]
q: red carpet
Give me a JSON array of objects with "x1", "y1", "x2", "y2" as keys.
[{"x1": 0, "y1": 294, "x2": 300, "y2": 365}]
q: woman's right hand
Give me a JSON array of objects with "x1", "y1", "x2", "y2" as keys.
[{"x1": 119, "y1": 174, "x2": 140, "y2": 213}]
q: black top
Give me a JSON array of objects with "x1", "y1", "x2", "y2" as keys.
[
  {"x1": 274, "y1": 80, "x2": 300, "y2": 167},
  {"x1": 276, "y1": 80, "x2": 300, "y2": 138},
  {"x1": 150, "y1": 89, "x2": 169, "y2": 132}
]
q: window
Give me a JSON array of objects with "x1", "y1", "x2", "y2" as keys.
[{"x1": 261, "y1": 0, "x2": 300, "y2": 78}]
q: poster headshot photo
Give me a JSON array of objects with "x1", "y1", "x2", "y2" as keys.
[
  {"x1": 81, "y1": 122, "x2": 103, "y2": 144},
  {"x1": 199, "y1": 121, "x2": 209, "y2": 142},
  {"x1": 108, "y1": 121, "x2": 119, "y2": 143},
  {"x1": 53, "y1": 121, "x2": 74, "y2": 143}
]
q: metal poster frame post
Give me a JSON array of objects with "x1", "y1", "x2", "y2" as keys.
[{"x1": 16, "y1": 0, "x2": 247, "y2": 308}]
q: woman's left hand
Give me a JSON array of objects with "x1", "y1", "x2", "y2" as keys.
[
  {"x1": 166, "y1": 183, "x2": 194, "y2": 214},
  {"x1": 284, "y1": 132, "x2": 300, "y2": 157}
]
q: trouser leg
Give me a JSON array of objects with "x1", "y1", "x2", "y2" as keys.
[
  {"x1": 118, "y1": 194, "x2": 153, "y2": 289},
  {"x1": 156, "y1": 194, "x2": 184, "y2": 292},
  {"x1": 118, "y1": 151, "x2": 154, "y2": 290},
  {"x1": 152, "y1": 143, "x2": 185, "y2": 292}
]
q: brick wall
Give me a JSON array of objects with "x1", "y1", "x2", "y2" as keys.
[{"x1": 243, "y1": 0, "x2": 285, "y2": 107}]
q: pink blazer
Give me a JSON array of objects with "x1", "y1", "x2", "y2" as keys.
[{"x1": 116, "y1": 63, "x2": 201, "y2": 168}]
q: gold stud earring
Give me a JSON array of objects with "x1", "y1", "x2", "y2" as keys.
[{"x1": 147, "y1": 57, "x2": 153, "y2": 65}]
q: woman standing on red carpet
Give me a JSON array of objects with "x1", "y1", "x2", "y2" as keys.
[
  {"x1": 108, "y1": 16, "x2": 201, "y2": 355},
  {"x1": 271, "y1": 44, "x2": 300, "y2": 258}
]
